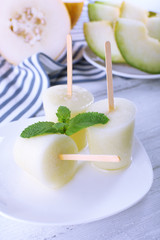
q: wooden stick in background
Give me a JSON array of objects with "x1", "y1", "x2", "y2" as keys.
[
  {"x1": 67, "y1": 34, "x2": 72, "y2": 96},
  {"x1": 105, "y1": 41, "x2": 114, "y2": 112}
]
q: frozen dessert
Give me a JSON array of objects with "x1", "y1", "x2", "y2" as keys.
[
  {"x1": 43, "y1": 85, "x2": 94, "y2": 150},
  {"x1": 87, "y1": 98, "x2": 136, "y2": 170},
  {"x1": 13, "y1": 134, "x2": 78, "y2": 188}
]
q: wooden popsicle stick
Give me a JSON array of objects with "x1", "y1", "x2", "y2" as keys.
[
  {"x1": 59, "y1": 154, "x2": 120, "y2": 163},
  {"x1": 67, "y1": 34, "x2": 72, "y2": 96},
  {"x1": 105, "y1": 41, "x2": 114, "y2": 112}
]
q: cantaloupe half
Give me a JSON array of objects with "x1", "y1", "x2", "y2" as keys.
[
  {"x1": 63, "y1": 0, "x2": 84, "y2": 28},
  {"x1": 0, "y1": 0, "x2": 71, "y2": 64},
  {"x1": 115, "y1": 18, "x2": 160, "y2": 74},
  {"x1": 84, "y1": 21, "x2": 124, "y2": 63}
]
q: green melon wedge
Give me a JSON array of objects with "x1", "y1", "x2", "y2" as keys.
[
  {"x1": 120, "y1": 1, "x2": 148, "y2": 23},
  {"x1": 146, "y1": 17, "x2": 160, "y2": 41},
  {"x1": 84, "y1": 21, "x2": 124, "y2": 63},
  {"x1": 148, "y1": 11, "x2": 157, "y2": 17},
  {"x1": 88, "y1": 3, "x2": 119, "y2": 22},
  {"x1": 95, "y1": 1, "x2": 120, "y2": 8},
  {"x1": 115, "y1": 18, "x2": 160, "y2": 74}
]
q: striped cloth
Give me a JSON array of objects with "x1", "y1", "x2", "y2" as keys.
[{"x1": 0, "y1": 2, "x2": 106, "y2": 125}]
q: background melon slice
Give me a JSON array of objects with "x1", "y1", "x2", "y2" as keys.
[
  {"x1": 88, "y1": 3, "x2": 119, "y2": 22},
  {"x1": 146, "y1": 17, "x2": 160, "y2": 41},
  {"x1": 95, "y1": 1, "x2": 120, "y2": 8},
  {"x1": 148, "y1": 11, "x2": 157, "y2": 17},
  {"x1": 63, "y1": 0, "x2": 84, "y2": 28},
  {"x1": 115, "y1": 18, "x2": 160, "y2": 74},
  {"x1": 120, "y1": 1, "x2": 148, "y2": 23},
  {"x1": 0, "y1": 0, "x2": 71, "y2": 64},
  {"x1": 84, "y1": 21, "x2": 124, "y2": 63}
]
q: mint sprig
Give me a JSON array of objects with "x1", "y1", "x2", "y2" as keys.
[
  {"x1": 20, "y1": 106, "x2": 109, "y2": 138},
  {"x1": 20, "y1": 122, "x2": 58, "y2": 138},
  {"x1": 65, "y1": 112, "x2": 108, "y2": 136},
  {"x1": 53, "y1": 122, "x2": 68, "y2": 134},
  {"x1": 56, "y1": 106, "x2": 71, "y2": 123}
]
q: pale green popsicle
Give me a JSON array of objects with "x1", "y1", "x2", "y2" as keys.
[
  {"x1": 13, "y1": 134, "x2": 78, "y2": 189},
  {"x1": 87, "y1": 98, "x2": 136, "y2": 170},
  {"x1": 43, "y1": 85, "x2": 94, "y2": 151}
]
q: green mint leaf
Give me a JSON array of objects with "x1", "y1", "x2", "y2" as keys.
[
  {"x1": 65, "y1": 112, "x2": 109, "y2": 136},
  {"x1": 56, "y1": 106, "x2": 71, "y2": 123},
  {"x1": 20, "y1": 107, "x2": 109, "y2": 138},
  {"x1": 20, "y1": 122, "x2": 58, "y2": 138},
  {"x1": 54, "y1": 122, "x2": 69, "y2": 134}
]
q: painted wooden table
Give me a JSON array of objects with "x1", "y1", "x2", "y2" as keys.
[{"x1": 0, "y1": 74, "x2": 160, "y2": 240}]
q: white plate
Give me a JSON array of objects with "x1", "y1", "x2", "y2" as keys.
[
  {"x1": 0, "y1": 117, "x2": 153, "y2": 225},
  {"x1": 83, "y1": 46, "x2": 160, "y2": 79}
]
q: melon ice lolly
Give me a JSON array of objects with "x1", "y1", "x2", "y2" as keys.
[
  {"x1": 43, "y1": 85, "x2": 94, "y2": 150},
  {"x1": 13, "y1": 134, "x2": 78, "y2": 189},
  {"x1": 43, "y1": 34, "x2": 94, "y2": 150},
  {"x1": 87, "y1": 97, "x2": 136, "y2": 170},
  {"x1": 87, "y1": 41, "x2": 136, "y2": 170}
]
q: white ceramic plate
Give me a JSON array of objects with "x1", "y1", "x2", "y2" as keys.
[
  {"x1": 83, "y1": 46, "x2": 160, "y2": 79},
  {"x1": 0, "y1": 117, "x2": 153, "y2": 225}
]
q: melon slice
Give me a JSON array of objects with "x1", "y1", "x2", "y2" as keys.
[
  {"x1": 146, "y1": 17, "x2": 160, "y2": 41},
  {"x1": 119, "y1": 1, "x2": 148, "y2": 23},
  {"x1": 84, "y1": 21, "x2": 124, "y2": 63},
  {"x1": 0, "y1": 0, "x2": 71, "y2": 64},
  {"x1": 88, "y1": 3, "x2": 119, "y2": 22},
  {"x1": 95, "y1": 1, "x2": 120, "y2": 8},
  {"x1": 115, "y1": 18, "x2": 160, "y2": 74},
  {"x1": 148, "y1": 11, "x2": 157, "y2": 17},
  {"x1": 63, "y1": 0, "x2": 84, "y2": 28}
]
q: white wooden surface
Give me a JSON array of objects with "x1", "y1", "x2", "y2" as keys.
[
  {"x1": 0, "y1": 75, "x2": 160, "y2": 240},
  {"x1": 1, "y1": 0, "x2": 160, "y2": 238}
]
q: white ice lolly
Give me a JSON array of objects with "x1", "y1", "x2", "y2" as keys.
[
  {"x1": 43, "y1": 85, "x2": 94, "y2": 150},
  {"x1": 13, "y1": 134, "x2": 78, "y2": 189},
  {"x1": 87, "y1": 98, "x2": 136, "y2": 170}
]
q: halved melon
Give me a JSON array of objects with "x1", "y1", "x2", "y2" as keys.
[
  {"x1": 120, "y1": 1, "x2": 148, "y2": 23},
  {"x1": 115, "y1": 18, "x2": 160, "y2": 74},
  {"x1": 84, "y1": 21, "x2": 124, "y2": 63},
  {"x1": 0, "y1": 0, "x2": 71, "y2": 64},
  {"x1": 146, "y1": 17, "x2": 160, "y2": 41},
  {"x1": 88, "y1": 3, "x2": 119, "y2": 22}
]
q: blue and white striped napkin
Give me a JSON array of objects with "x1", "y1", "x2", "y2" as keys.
[{"x1": 0, "y1": 2, "x2": 106, "y2": 125}]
